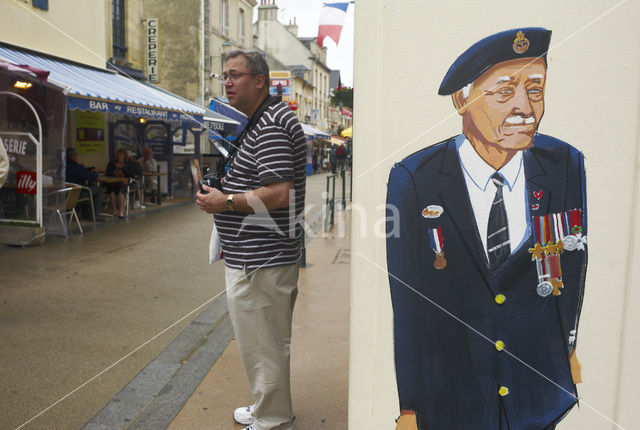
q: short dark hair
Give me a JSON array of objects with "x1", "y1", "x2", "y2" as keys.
[{"x1": 226, "y1": 50, "x2": 270, "y2": 80}]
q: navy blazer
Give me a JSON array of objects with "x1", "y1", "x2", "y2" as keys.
[{"x1": 386, "y1": 134, "x2": 587, "y2": 430}]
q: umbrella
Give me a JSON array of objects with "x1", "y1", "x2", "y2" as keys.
[{"x1": 341, "y1": 126, "x2": 352, "y2": 138}]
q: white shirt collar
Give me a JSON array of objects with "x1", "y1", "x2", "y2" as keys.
[{"x1": 457, "y1": 138, "x2": 523, "y2": 192}]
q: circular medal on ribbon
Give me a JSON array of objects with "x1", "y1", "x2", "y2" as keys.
[
  {"x1": 537, "y1": 281, "x2": 553, "y2": 297},
  {"x1": 562, "y1": 235, "x2": 578, "y2": 251},
  {"x1": 434, "y1": 252, "x2": 447, "y2": 270}
]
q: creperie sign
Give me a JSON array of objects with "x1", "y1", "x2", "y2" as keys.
[
  {"x1": 17, "y1": 171, "x2": 37, "y2": 194},
  {"x1": 147, "y1": 19, "x2": 159, "y2": 83}
]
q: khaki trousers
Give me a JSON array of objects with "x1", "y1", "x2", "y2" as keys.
[{"x1": 225, "y1": 263, "x2": 299, "y2": 430}]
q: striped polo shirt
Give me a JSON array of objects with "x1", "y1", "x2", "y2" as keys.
[{"x1": 214, "y1": 100, "x2": 307, "y2": 269}]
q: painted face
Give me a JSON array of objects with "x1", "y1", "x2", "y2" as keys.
[
  {"x1": 460, "y1": 57, "x2": 546, "y2": 151},
  {"x1": 223, "y1": 56, "x2": 261, "y2": 115}
]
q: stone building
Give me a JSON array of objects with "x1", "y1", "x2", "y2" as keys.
[
  {"x1": 105, "y1": 0, "x2": 256, "y2": 105},
  {"x1": 253, "y1": 0, "x2": 333, "y2": 130}
]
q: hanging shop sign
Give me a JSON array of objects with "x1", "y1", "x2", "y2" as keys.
[
  {"x1": 269, "y1": 71, "x2": 291, "y2": 98},
  {"x1": 147, "y1": 18, "x2": 160, "y2": 83}
]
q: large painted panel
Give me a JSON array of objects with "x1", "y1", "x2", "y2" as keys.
[{"x1": 386, "y1": 28, "x2": 587, "y2": 429}]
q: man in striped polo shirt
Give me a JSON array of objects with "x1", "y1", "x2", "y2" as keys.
[{"x1": 196, "y1": 50, "x2": 306, "y2": 430}]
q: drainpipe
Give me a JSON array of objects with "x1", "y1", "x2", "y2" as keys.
[{"x1": 201, "y1": 0, "x2": 205, "y2": 107}]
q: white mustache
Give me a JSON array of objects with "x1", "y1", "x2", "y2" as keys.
[{"x1": 505, "y1": 115, "x2": 536, "y2": 125}]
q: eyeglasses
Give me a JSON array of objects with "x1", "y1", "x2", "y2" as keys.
[{"x1": 219, "y1": 71, "x2": 253, "y2": 84}]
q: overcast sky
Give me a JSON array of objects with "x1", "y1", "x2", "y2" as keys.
[{"x1": 253, "y1": 0, "x2": 354, "y2": 87}]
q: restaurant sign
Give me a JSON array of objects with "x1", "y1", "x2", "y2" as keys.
[{"x1": 67, "y1": 97, "x2": 203, "y2": 123}]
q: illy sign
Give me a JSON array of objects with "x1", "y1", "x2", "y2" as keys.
[{"x1": 17, "y1": 171, "x2": 37, "y2": 194}]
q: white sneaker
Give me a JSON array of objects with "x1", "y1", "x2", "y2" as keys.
[
  {"x1": 242, "y1": 426, "x2": 256, "y2": 430},
  {"x1": 233, "y1": 404, "x2": 255, "y2": 425}
]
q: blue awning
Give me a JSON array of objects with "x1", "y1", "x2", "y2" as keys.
[
  {"x1": 209, "y1": 98, "x2": 247, "y2": 130},
  {"x1": 0, "y1": 44, "x2": 206, "y2": 122},
  {"x1": 204, "y1": 108, "x2": 241, "y2": 135}
]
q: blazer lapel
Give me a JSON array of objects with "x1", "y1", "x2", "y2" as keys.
[
  {"x1": 524, "y1": 148, "x2": 553, "y2": 217},
  {"x1": 436, "y1": 140, "x2": 495, "y2": 292},
  {"x1": 495, "y1": 144, "x2": 558, "y2": 276}
]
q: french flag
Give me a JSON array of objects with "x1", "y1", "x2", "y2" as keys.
[{"x1": 317, "y1": 3, "x2": 349, "y2": 47}]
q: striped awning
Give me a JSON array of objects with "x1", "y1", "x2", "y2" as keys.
[
  {"x1": 301, "y1": 123, "x2": 330, "y2": 139},
  {"x1": 0, "y1": 44, "x2": 206, "y2": 122}
]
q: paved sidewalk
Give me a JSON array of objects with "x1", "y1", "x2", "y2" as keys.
[
  {"x1": 83, "y1": 197, "x2": 351, "y2": 429},
  {"x1": 169, "y1": 208, "x2": 351, "y2": 429}
]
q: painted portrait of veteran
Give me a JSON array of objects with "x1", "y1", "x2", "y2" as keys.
[{"x1": 386, "y1": 28, "x2": 588, "y2": 430}]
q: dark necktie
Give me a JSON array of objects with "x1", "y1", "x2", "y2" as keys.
[{"x1": 487, "y1": 172, "x2": 510, "y2": 270}]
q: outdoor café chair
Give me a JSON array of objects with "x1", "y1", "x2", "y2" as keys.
[
  {"x1": 65, "y1": 181, "x2": 95, "y2": 222},
  {"x1": 43, "y1": 186, "x2": 83, "y2": 237},
  {"x1": 125, "y1": 178, "x2": 143, "y2": 217}
]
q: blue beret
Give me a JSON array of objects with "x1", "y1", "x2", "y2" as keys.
[{"x1": 438, "y1": 27, "x2": 551, "y2": 95}]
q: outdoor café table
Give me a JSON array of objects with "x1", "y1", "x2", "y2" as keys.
[{"x1": 97, "y1": 175, "x2": 128, "y2": 185}]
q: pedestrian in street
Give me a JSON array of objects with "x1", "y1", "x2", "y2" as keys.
[
  {"x1": 65, "y1": 147, "x2": 105, "y2": 221},
  {"x1": 196, "y1": 50, "x2": 306, "y2": 430},
  {"x1": 335, "y1": 144, "x2": 346, "y2": 175}
]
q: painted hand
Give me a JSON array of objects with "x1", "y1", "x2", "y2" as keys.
[{"x1": 396, "y1": 413, "x2": 418, "y2": 430}]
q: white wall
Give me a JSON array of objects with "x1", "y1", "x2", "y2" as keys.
[
  {"x1": 349, "y1": 1, "x2": 640, "y2": 429},
  {"x1": 254, "y1": 20, "x2": 312, "y2": 69},
  {"x1": 0, "y1": 0, "x2": 106, "y2": 68}
]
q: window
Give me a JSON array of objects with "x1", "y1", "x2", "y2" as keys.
[
  {"x1": 32, "y1": 0, "x2": 48, "y2": 11},
  {"x1": 221, "y1": 0, "x2": 229, "y2": 36},
  {"x1": 238, "y1": 8, "x2": 245, "y2": 46},
  {"x1": 112, "y1": 0, "x2": 126, "y2": 59}
]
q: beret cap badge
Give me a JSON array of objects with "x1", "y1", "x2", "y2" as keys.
[{"x1": 513, "y1": 31, "x2": 530, "y2": 54}]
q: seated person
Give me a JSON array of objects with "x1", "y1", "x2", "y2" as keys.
[
  {"x1": 138, "y1": 148, "x2": 158, "y2": 203},
  {"x1": 106, "y1": 149, "x2": 129, "y2": 219},
  {"x1": 65, "y1": 148, "x2": 105, "y2": 222}
]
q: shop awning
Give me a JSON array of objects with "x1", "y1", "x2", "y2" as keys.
[
  {"x1": 204, "y1": 109, "x2": 241, "y2": 135},
  {"x1": 331, "y1": 135, "x2": 346, "y2": 145},
  {"x1": 209, "y1": 98, "x2": 248, "y2": 130},
  {"x1": 301, "y1": 123, "x2": 330, "y2": 139},
  {"x1": 0, "y1": 44, "x2": 205, "y2": 122}
]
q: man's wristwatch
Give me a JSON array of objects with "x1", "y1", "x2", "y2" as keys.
[{"x1": 225, "y1": 194, "x2": 235, "y2": 211}]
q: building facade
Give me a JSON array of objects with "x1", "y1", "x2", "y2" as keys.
[
  {"x1": 104, "y1": 0, "x2": 255, "y2": 105},
  {"x1": 253, "y1": 0, "x2": 333, "y2": 130},
  {"x1": 1, "y1": 0, "x2": 107, "y2": 67}
]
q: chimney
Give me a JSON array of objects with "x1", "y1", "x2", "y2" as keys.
[
  {"x1": 258, "y1": 0, "x2": 278, "y2": 21},
  {"x1": 285, "y1": 16, "x2": 299, "y2": 36}
]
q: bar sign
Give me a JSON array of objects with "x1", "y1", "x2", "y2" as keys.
[{"x1": 147, "y1": 19, "x2": 159, "y2": 83}]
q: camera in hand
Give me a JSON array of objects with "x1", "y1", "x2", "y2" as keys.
[{"x1": 199, "y1": 172, "x2": 224, "y2": 194}]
